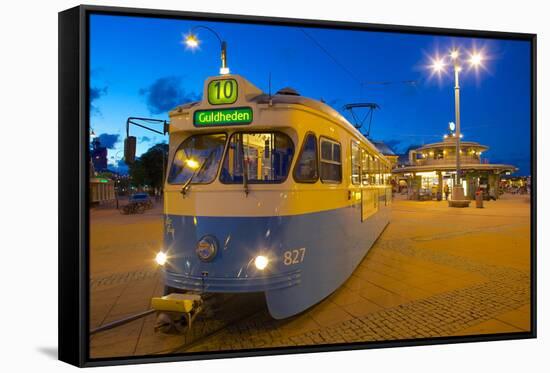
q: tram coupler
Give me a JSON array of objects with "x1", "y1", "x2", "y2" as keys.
[{"x1": 151, "y1": 293, "x2": 203, "y2": 333}]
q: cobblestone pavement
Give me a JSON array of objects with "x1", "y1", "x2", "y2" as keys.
[
  {"x1": 89, "y1": 194, "x2": 531, "y2": 357},
  {"x1": 88, "y1": 204, "x2": 266, "y2": 358},
  {"x1": 183, "y1": 195, "x2": 531, "y2": 352},
  {"x1": 184, "y1": 246, "x2": 529, "y2": 351},
  {"x1": 90, "y1": 268, "x2": 158, "y2": 289}
]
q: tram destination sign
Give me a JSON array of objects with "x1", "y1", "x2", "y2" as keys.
[{"x1": 193, "y1": 107, "x2": 253, "y2": 127}]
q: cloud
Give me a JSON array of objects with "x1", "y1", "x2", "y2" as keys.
[
  {"x1": 383, "y1": 139, "x2": 402, "y2": 153},
  {"x1": 140, "y1": 136, "x2": 152, "y2": 143},
  {"x1": 114, "y1": 159, "x2": 129, "y2": 174},
  {"x1": 97, "y1": 133, "x2": 119, "y2": 149},
  {"x1": 139, "y1": 76, "x2": 201, "y2": 114},
  {"x1": 90, "y1": 86, "x2": 108, "y2": 115}
]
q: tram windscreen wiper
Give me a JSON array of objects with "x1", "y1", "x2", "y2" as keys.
[{"x1": 180, "y1": 150, "x2": 216, "y2": 197}]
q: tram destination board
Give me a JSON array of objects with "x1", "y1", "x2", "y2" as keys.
[{"x1": 194, "y1": 107, "x2": 253, "y2": 127}]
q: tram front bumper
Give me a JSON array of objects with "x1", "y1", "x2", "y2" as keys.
[
  {"x1": 151, "y1": 293, "x2": 202, "y2": 313},
  {"x1": 163, "y1": 269, "x2": 302, "y2": 293}
]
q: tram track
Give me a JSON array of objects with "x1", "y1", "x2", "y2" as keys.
[
  {"x1": 90, "y1": 291, "x2": 266, "y2": 357},
  {"x1": 167, "y1": 304, "x2": 266, "y2": 354}
]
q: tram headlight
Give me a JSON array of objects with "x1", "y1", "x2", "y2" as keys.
[
  {"x1": 196, "y1": 236, "x2": 218, "y2": 262},
  {"x1": 254, "y1": 255, "x2": 269, "y2": 270},
  {"x1": 155, "y1": 251, "x2": 167, "y2": 266}
]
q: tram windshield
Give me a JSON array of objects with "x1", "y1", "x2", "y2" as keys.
[
  {"x1": 168, "y1": 133, "x2": 227, "y2": 184},
  {"x1": 220, "y1": 132, "x2": 294, "y2": 184}
]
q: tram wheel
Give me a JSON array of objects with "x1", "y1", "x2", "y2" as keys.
[{"x1": 155, "y1": 312, "x2": 188, "y2": 334}]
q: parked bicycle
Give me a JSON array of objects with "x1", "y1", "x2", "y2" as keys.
[{"x1": 120, "y1": 201, "x2": 146, "y2": 215}]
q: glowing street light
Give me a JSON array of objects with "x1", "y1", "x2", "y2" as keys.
[
  {"x1": 184, "y1": 25, "x2": 230, "y2": 75},
  {"x1": 431, "y1": 58, "x2": 446, "y2": 73},
  {"x1": 450, "y1": 49, "x2": 459, "y2": 60},
  {"x1": 469, "y1": 52, "x2": 484, "y2": 67},
  {"x1": 428, "y1": 47, "x2": 488, "y2": 203},
  {"x1": 184, "y1": 34, "x2": 199, "y2": 49}
]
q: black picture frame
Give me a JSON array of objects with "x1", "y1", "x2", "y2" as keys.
[{"x1": 58, "y1": 4, "x2": 537, "y2": 367}]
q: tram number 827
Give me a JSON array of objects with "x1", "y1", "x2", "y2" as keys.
[{"x1": 283, "y1": 248, "x2": 306, "y2": 266}]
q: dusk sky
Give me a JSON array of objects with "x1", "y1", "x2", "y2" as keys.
[{"x1": 89, "y1": 14, "x2": 532, "y2": 175}]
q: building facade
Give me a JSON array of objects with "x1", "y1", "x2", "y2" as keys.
[
  {"x1": 393, "y1": 131, "x2": 516, "y2": 200},
  {"x1": 91, "y1": 137, "x2": 108, "y2": 172},
  {"x1": 90, "y1": 177, "x2": 115, "y2": 206},
  {"x1": 371, "y1": 140, "x2": 399, "y2": 169}
]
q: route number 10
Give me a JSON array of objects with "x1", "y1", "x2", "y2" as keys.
[{"x1": 208, "y1": 79, "x2": 238, "y2": 105}]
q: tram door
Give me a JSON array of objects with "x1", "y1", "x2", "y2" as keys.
[
  {"x1": 352, "y1": 142, "x2": 367, "y2": 221},
  {"x1": 359, "y1": 147, "x2": 378, "y2": 221}
]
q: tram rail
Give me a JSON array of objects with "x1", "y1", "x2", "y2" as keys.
[{"x1": 89, "y1": 293, "x2": 266, "y2": 354}]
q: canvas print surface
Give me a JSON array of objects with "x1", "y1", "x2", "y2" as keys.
[{"x1": 88, "y1": 13, "x2": 532, "y2": 359}]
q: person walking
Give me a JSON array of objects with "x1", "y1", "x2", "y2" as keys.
[{"x1": 444, "y1": 183, "x2": 450, "y2": 200}]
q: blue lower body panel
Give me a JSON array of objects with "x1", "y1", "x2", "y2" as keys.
[{"x1": 163, "y1": 202, "x2": 390, "y2": 319}]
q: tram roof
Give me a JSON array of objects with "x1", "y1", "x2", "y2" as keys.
[{"x1": 168, "y1": 74, "x2": 387, "y2": 160}]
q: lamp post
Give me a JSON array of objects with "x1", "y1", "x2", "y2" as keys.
[
  {"x1": 430, "y1": 48, "x2": 484, "y2": 202},
  {"x1": 451, "y1": 51, "x2": 463, "y2": 191},
  {"x1": 184, "y1": 26, "x2": 230, "y2": 75}
]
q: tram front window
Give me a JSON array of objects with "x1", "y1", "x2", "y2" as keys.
[
  {"x1": 168, "y1": 133, "x2": 227, "y2": 184},
  {"x1": 220, "y1": 132, "x2": 294, "y2": 184}
]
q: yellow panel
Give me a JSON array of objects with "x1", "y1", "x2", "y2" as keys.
[
  {"x1": 151, "y1": 294, "x2": 200, "y2": 313},
  {"x1": 362, "y1": 188, "x2": 378, "y2": 221}
]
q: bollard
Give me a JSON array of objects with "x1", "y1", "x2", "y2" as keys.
[{"x1": 475, "y1": 190, "x2": 484, "y2": 208}]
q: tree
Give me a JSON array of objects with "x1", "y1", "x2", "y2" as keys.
[{"x1": 129, "y1": 143, "x2": 169, "y2": 193}]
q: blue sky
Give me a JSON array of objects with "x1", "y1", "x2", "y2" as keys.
[{"x1": 89, "y1": 14, "x2": 532, "y2": 175}]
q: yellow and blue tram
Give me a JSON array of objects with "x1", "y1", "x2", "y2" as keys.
[{"x1": 157, "y1": 74, "x2": 392, "y2": 319}]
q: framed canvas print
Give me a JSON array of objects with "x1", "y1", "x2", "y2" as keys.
[{"x1": 58, "y1": 4, "x2": 536, "y2": 367}]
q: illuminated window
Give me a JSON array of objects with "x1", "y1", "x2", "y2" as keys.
[
  {"x1": 371, "y1": 156, "x2": 380, "y2": 185},
  {"x1": 220, "y1": 132, "x2": 294, "y2": 184},
  {"x1": 294, "y1": 133, "x2": 318, "y2": 183},
  {"x1": 320, "y1": 138, "x2": 342, "y2": 183},
  {"x1": 361, "y1": 148, "x2": 370, "y2": 185},
  {"x1": 351, "y1": 141, "x2": 361, "y2": 185}
]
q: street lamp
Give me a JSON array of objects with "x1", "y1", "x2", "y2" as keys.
[
  {"x1": 430, "y1": 47, "x2": 484, "y2": 202},
  {"x1": 184, "y1": 26, "x2": 230, "y2": 75}
]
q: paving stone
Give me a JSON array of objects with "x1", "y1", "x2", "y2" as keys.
[{"x1": 90, "y1": 196, "x2": 531, "y2": 357}]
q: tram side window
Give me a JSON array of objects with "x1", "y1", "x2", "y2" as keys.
[
  {"x1": 220, "y1": 132, "x2": 294, "y2": 184},
  {"x1": 376, "y1": 158, "x2": 382, "y2": 185},
  {"x1": 351, "y1": 141, "x2": 360, "y2": 185},
  {"x1": 373, "y1": 157, "x2": 380, "y2": 185},
  {"x1": 294, "y1": 133, "x2": 319, "y2": 182},
  {"x1": 320, "y1": 138, "x2": 342, "y2": 183},
  {"x1": 361, "y1": 148, "x2": 369, "y2": 185},
  {"x1": 368, "y1": 155, "x2": 375, "y2": 185}
]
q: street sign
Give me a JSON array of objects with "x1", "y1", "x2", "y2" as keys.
[{"x1": 193, "y1": 107, "x2": 253, "y2": 127}]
